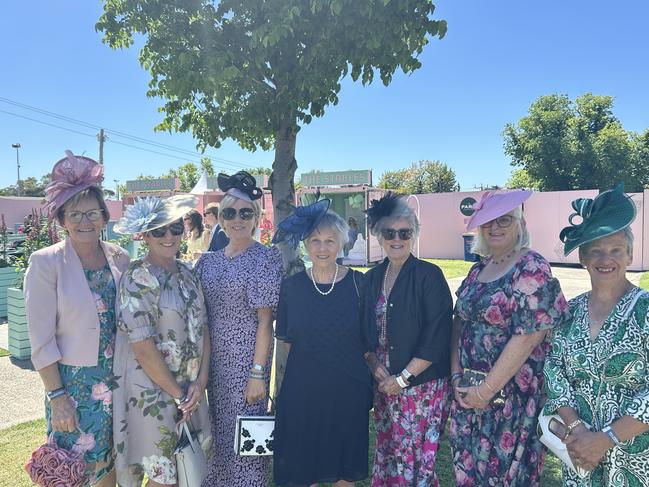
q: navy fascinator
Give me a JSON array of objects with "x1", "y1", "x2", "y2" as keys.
[
  {"x1": 272, "y1": 199, "x2": 332, "y2": 248},
  {"x1": 365, "y1": 191, "x2": 403, "y2": 232}
]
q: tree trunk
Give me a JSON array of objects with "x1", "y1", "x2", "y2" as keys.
[{"x1": 269, "y1": 115, "x2": 302, "y2": 397}]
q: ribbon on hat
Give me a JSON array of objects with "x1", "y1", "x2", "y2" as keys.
[
  {"x1": 43, "y1": 150, "x2": 104, "y2": 216},
  {"x1": 559, "y1": 197, "x2": 594, "y2": 245},
  {"x1": 471, "y1": 191, "x2": 493, "y2": 212},
  {"x1": 217, "y1": 171, "x2": 263, "y2": 200}
]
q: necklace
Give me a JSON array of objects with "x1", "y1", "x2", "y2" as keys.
[
  {"x1": 490, "y1": 250, "x2": 515, "y2": 265},
  {"x1": 310, "y1": 264, "x2": 339, "y2": 296},
  {"x1": 379, "y1": 262, "x2": 393, "y2": 346}
]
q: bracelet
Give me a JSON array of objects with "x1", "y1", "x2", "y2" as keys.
[
  {"x1": 395, "y1": 375, "x2": 408, "y2": 389},
  {"x1": 602, "y1": 425, "x2": 622, "y2": 446},
  {"x1": 401, "y1": 368, "x2": 414, "y2": 382},
  {"x1": 450, "y1": 372, "x2": 463, "y2": 384},
  {"x1": 483, "y1": 380, "x2": 498, "y2": 394},
  {"x1": 249, "y1": 372, "x2": 265, "y2": 380},
  {"x1": 475, "y1": 385, "x2": 487, "y2": 402},
  {"x1": 174, "y1": 393, "x2": 188, "y2": 406},
  {"x1": 565, "y1": 419, "x2": 583, "y2": 438},
  {"x1": 46, "y1": 387, "x2": 67, "y2": 402}
]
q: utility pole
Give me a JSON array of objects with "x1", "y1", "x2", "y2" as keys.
[
  {"x1": 11, "y1": 143, "x2": 21, "y2": 196},
  {"x1": 97, "y1": 129, "x2": 106, "y2": 165}
]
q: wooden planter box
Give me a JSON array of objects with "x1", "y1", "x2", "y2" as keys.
[
  {"x1": 0, "y1": 266, "x2": 19, "y2": 318},
  {"x1": 7, "y1": 287, "x2": 30, "y2": 360}
]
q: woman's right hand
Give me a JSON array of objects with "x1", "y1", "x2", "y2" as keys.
[
  {"x1": 50, "y1": 395, "x2": 79, "y2": 432},
  {"x1": 372, "y1": 363, "x2": 391, "y2": 383}
]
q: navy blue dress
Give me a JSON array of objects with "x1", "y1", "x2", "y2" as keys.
[{"x1": 273, "y1": 269, "x2": 372, "y2": 487}]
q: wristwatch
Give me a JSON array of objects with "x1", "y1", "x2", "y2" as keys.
[
  {"x1": 46, "y1": 387, "x2": 67, "y2": 402},
  {"x1": 602, "y1": 425, "x2": 622, "y2": 446},
  {"x1": 400, "y1": 368, "x2": 414, "y2": 383},
  {"x1": 251, "y1": 363, "x2": 264, "y2": 372}
]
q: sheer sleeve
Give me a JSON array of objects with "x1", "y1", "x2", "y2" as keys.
[{"x1": 118, "y1": 262, "x2": 161, "y2": 343}]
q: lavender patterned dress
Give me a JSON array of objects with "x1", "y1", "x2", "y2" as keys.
[{"x1": 196, "y1": 242, "x2": 282, "y2": 487}]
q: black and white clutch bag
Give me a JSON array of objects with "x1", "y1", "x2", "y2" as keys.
[{"x1": 234, "y1": 415, "x2": 275, "y2": 456}]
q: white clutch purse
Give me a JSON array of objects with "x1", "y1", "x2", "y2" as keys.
[
  {"x1": 175, "y1": 421, "x2": 208, "y2": 487},
  {"x1": 538, "y1": 414, "x2": 590, "y2": 478},
  {"x1": 234, "y1": 415, "x2": 275, "y2": 456}
]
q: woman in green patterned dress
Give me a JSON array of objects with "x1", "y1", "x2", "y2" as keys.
[
  {"x1": 544, "y1": 184, "x2": 649, "y2": 486},
  {"x1": 113, "y1": 195, "x2": 212, "y2": 487},
  {"x1": 25, "y1": 151, "x2": 130, "y2": 486}
]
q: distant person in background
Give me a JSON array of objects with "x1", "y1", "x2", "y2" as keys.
[
  {"x1": 204, "y1": 202, "x2": 229, "y2": 251},
  {"x1": 344, "y1": 216, "x2": 360, "y2": 256},
  {"x1": 182, "y1": 209, "x2": 210, "y2": 261},
  {"x1": 25, "y1": 150, "x2": 130, "y2": 486}
]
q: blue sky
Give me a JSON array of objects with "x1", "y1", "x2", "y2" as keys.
[{"x1": 1, "y1": 0, "x2": 648, "y2": 191}]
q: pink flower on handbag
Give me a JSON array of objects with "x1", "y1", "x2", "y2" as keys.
[
  {"x1": 73, "y1": 432, "x2": 96, "y2": 453},
  {"x1": 484, "y1": 305, "x2": 504, "y2": 325},
  {"x1": 515, "y1": 364, "x2": 534, "y2": 392},
  {"x1": 25, "y1": 434, "x2": 89, "y2": 487},
  {"x1": 499, "y1": 431, "x2": 516, "y2": 454}
]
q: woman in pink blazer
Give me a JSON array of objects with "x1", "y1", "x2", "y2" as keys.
[{"x1": 24, "y1": 151, "x2": 129, "y2": 486}]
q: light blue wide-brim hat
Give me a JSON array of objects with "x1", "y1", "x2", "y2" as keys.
[{"x1": 114, "y1": 194, "x2": 198, "y2": 235}]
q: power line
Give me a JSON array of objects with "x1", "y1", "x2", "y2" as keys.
[{"x1": 0, "y1": 97, "x2": 257, "y2": 170}]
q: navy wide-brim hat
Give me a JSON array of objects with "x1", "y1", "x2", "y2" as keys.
[
  {"x1": 559, "y1": 183, "x2": 636, "y2": 255},
  {"x1": 272, "y1": 199, "x2": 331, "y2": 248}
]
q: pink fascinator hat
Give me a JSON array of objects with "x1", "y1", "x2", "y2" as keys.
[
  {"x1": 43, "y1": 150, "x2": 104, "y2": 219},
  {"x1": 465, "y1": 190, "x2": 532, "y2": 230}
]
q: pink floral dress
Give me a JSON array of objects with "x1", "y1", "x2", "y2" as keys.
[
  {"x1": 450, "y1": 251, "x2": 569, "y2": 486},
  {"x1": 372, "y1": 292, "x2": 451, "y2": 487}
]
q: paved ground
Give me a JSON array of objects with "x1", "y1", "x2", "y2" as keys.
[{"x1": 0, "y1": 265, "x2": 643, "y2": 430}]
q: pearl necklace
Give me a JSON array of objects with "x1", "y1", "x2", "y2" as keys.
[
  {"x1": 379, "y1": 262, "x2": 392, "y2": 346},
  {"x1": 310, "y1": 264, "x2": 339, "y2": 296}
]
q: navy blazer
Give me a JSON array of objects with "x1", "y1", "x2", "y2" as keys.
[{"x1": 208, "y1": 224, "x2": 230, "y2": 251}]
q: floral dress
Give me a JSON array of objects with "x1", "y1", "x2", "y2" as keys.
[
  {"x1": 372, "y1": 291, "x2": 451, "y2": 487},
  {"x1": 450, "y1": 250, "x2": 569, "y2": 486},
  {"x1": 45, "y1": 265, "x2": 117, "y2": 485},
  {"x1": 544, "y1": 288, "x2": 649, "y2": 486},
  {"x1": 113, "y1": 259, "x2": 211, "y2": 487}
]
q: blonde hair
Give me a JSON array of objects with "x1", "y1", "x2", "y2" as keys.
[
  {"x1": 471, "y1": 206, "x2": 531, "y2": 257},
  {"x1": 218, "y1": 194, "x2": 262, "y2": 237}
]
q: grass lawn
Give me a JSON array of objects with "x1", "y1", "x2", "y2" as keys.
[
  {"x1": 353, "y1": 258, "x2": 473, "y2": 280},
  {"x1": 0, "y1": 347, "x2": 9, "y2": 357},
  {"x1": 2, "y1": 416, "x2": 562, "y2": 487}
]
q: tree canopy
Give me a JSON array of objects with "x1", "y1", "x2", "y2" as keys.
[
  {"x1": 378, "y1": 160, "x2": 460, "y2": 194},
  {"x1": 504, "y1": 168, "x2": 539, "y2": 190},
  {"x1": 503, "y1": 93, "x2": 649, "y2": 192},
  {"x1": 0, "y1": 175, "x2": 51, "y2": 197}
]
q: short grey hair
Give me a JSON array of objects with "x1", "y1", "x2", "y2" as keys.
[
  {"x1": 218, "y1": 194, "x2": 262, "y2": 237},
  {"x1": 578, "y1": 226, "x2": 634, "y2": 261},
  {"x1": 305, "y1": 210, "x2": 349, "y2": 249},
  {"x1": 371, "y1": 199, "x2": 420, "y2": 242},
  {"x1": 471, "y1": 206, "x2": 531, "y2": 257}
]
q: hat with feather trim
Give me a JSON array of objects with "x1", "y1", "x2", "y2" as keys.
[
  {"x1": 272, "y1": 199, "x2": 331, "y2": 249},
  {"x1": 114, "y1": 195, "x2": 198, "y2": 235}
]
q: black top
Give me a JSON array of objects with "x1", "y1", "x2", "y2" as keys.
[
  {"x1": 362, "y1": 254, "x2": 453, "y2": 386},
  {"x1": 276, "y1": 269, "x2": 371, "y2": 386},
  {"x1": 208, "y1": 224, "x2": 230, "y2": 252}
]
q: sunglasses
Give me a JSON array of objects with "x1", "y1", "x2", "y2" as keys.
[
  {"x1": 222, "y1": 207, "x2": 255, "y2": 221},
  {"x1": 381, "y1": 228, "x2": 414, "y2": 241},
  {"x1": 149, "y1": 221, "x2": 185, "y2": 238},
  {"x1": 480, "y1": 215, "x2": 514, "y2": 229},
  {"x1": 66, "y1": 209, "x2": 104, "y2": 223}
]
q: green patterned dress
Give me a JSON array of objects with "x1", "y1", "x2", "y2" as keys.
[
  {"x1": 45, "y1": 265, "x2": 117, "y2": 484},
  {"x1": 544, "y1": 287, "x2": 649, "y2": 486}
]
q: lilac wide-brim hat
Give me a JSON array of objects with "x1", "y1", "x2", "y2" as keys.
[
  {"x1": 465, "y1": 190, "x2": 533, "y2": 230},
  {"x1": 43, "y1": 150, "x2": 104, "y2": 219}
]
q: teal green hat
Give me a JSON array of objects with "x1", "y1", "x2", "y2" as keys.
[{"x1": 559, "y1": 183, "x2": 636, "y2": 256}]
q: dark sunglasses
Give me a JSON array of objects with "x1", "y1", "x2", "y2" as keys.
[
  {"x1": 381, "y1": 228, "x2": 414, "y2": 241},
  {"x1": 149, "y1": 221, "x2": 185, "y2": 238},
  {"x1": 222, "y1": 207, "x2": 255, "y2": 221},
  {"x1": 480, "y1": 215, "x2": 514, "y2": 229}
]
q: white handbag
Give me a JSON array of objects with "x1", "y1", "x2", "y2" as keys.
[
  {"x1": 175, "y1": 421, "x2": 208, "y2": 487},
  {"x1": 538, "y1": 414, "x2": 590, "y2": 478},
  {"x1": 234, "y1": 415, "x2": 275, "y2": 456}
]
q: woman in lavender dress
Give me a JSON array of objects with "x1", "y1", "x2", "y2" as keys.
[{"x1": 196, "y1": 172, "x2": 282, "y2": 487}]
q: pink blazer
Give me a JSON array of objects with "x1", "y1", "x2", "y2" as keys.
[{"x1": 24, "y1": 238, "x2": 130, "y2": 370}]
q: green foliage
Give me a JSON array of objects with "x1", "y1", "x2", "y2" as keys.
[
  {"x1": 97, "y1": 0, "x2": 447, "y2": 152},
  {"x1": 14, "y1": 211, "x2": 62, "y2": 288},
  {"x1": 505, "y1": 168, "x2": 540, "y2": 190},
  {"x1": 0, "y1": 174, "x2": 51, "y2": 197},
  {"x1": 503, "y1": 93, "x2": 649, "y2": 191},
  {"x1": 378, "y1": 160, "x2": 460, "y2": 194},
  {"x1": 0, "y1": 215, "x2": 13, "y2": 268}
]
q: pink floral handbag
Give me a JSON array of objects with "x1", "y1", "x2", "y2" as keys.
[{"x1": 24, "y1": 433, "x2": 89, "y2": 487}]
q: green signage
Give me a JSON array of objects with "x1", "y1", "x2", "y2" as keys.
[
  {"x1": 126, "y1": 178, "x2": 177, "y2": 192},
  {"x1": 301, "y1": 170, "x2": 372, "y2": 187}
]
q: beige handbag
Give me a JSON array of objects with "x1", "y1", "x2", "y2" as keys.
[{"x1": 175, "y1": 421, "x2": 208, "y2": 487}]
